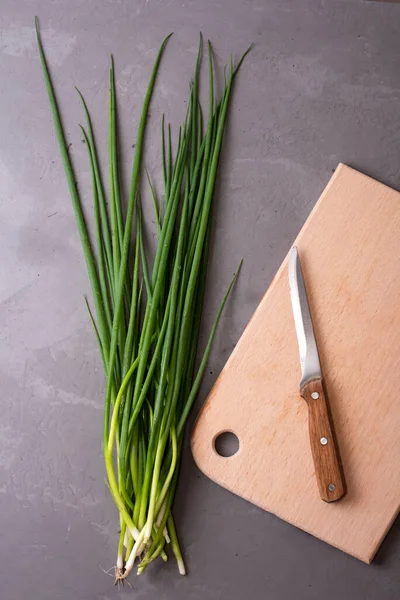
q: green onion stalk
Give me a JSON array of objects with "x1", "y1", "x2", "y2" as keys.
[{"x1": 35, "y1": 16, "x2": 252, "y2": 581}]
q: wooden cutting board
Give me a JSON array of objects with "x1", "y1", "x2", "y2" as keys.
[{"x1": 191, "y1": 164, "x2": 400, "y2": 563}]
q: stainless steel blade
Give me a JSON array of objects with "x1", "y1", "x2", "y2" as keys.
[{"x1": 288, "y1": 246, "x2": 321, "y2": 388}]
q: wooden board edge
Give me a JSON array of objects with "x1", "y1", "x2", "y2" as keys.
[{"x1": 367, "y1": 506, "x2": 400, "y2": 564}]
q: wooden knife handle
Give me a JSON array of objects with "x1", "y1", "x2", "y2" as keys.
[{"x1": 300, "y1": 378, "x2": 346, "y2": 502}]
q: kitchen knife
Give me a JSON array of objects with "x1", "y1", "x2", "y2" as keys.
[{"x1": 288, "y1": 246, "x2": 346, "y2": 502}]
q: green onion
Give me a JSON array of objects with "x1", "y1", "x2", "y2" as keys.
[{"x1": 36, "y1": 16, "x2": 251, "y2": 582}]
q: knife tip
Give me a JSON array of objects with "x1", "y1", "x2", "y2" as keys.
[
  {"x1": 288, "y1": 246, "x2": 299, "y2": 286},
  {"x1": 290, "y1": 245, "x2": 298, "y2": 261}
]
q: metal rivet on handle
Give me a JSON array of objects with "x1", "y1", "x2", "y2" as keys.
[
  {"x1": 320, "y1": 437, "x2": 328, "y2": 445},
  {"x1": 311, "y1": 391, "x2": 319, "y2": 399},
  {"x1": 328, "y1": 484, "x2": 336, "y2": 492}
]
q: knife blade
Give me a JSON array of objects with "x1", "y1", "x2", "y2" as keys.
[
  {"x1": 288, "y1": 246, "x2": 346, "y2": 503},
  {"x1": 288, "y1": 247, "x2": 321, "y2": 389}
]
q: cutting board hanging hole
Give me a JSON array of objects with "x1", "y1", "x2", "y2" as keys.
[{"x1": 214, "y1": 431, "x2": 240, "y2": 457}]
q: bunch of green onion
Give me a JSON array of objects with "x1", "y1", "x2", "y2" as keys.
[{"x1": 36, "y1": 17, "x2": 251, "y2": 581}]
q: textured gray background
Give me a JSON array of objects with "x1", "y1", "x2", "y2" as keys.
[{"x1": 1, "y1": 1, "x2": 399, "y2": 599}]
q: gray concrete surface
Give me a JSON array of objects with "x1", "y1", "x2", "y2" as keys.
[{"x1": 1, "y1": 1, "x2": 399, "y2": 598}]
